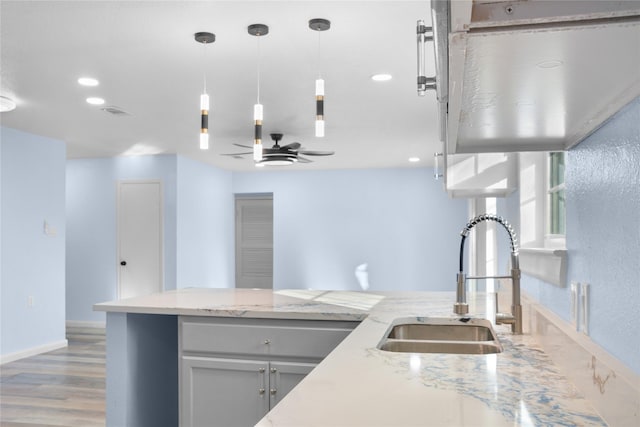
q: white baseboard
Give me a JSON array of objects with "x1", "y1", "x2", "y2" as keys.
[
  {"x1": 525, "y1": 297, "x2": 639, "y2": 427},
  {"x1": 66, "y1": 320, "x2": 106, "y2": 329},
  {"x1": 1, "y1": 339, "x2": 68, "y2": 365}
]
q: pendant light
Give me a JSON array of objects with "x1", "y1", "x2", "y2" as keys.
[
  {"x1": 248, "y1": 24, "x2": 269, "y2": 162},
  {"x1": 195, "y1": 32, "x2": 215, "y2": 150},
  {"x1": 309, "y1": 18, "x2": 330, "y2": 138}
]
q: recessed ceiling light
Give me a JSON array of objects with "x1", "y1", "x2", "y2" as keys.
[
  {"x1": 371, "y1": 74, "x2": 392, "y2": 82},
  {"x1": 0, "y1": 96, "x2": 17, "y2": 112},
  {"x1": 536, "y1": 60, "x2": 563, "y2": 69},
  {"x1": 78, "y1": 77, "x2": 99, "y2": 86},
  {"x1": 408, "y1": 157, "x2": 420, "y2": 163},
  {"x1": 86, "y1": 97, "x2": 105, "y2": 105}
]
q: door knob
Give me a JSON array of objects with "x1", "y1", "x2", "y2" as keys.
[{"x1": 120, "y1": 261, "x2": 127, "y2": 266}]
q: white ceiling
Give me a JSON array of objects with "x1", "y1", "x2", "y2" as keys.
[{"x1": 0, "y1": 1, "x2": 439, "y2": 172}]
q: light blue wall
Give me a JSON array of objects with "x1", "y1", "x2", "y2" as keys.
[
  {"x1": 232, "y1": 168, "x2": 468, "y2": 291},
  {"x1": 176, "y1": 156, "x2": 234, "y2": 288},
  {"x1": 66, "y1": 156, "x2": 178, "y2": 322},
  {"x1": 1, "y1": 127, "x2": 66, "y2": 356},
  {"x1": 499, "y1": 98, "x2": 640, "y2": 374}
]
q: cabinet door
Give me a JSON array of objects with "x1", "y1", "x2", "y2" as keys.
[
  {"x1": 268, "y1": 361, "x2": 316, "y2": 409},
  {"x1": 181, "y1": 356, "x2": 269, "y2": 427}
]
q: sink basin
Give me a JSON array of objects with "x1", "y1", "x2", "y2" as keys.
[
  {"x1": 387, "y1": 323, "x2": 494, "y2": 341},
  {"x1": 378, "y1": 317, "x2": 502, "y2": 355},
  {"x1": 379, "y1": 340, "x2": 501, "y2": 354}
]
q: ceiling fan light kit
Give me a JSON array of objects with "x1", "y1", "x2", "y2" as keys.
[
  {"x1": 249, "y1": 23, "x2": 269, "y2": 162},
  {"x1": 195, "y1": 31, "x2": 216, "y2": 150},
  {"x1": 309, "y1": 18, "x2": 330, "y2": 138},
  {"x1": 257, "y1": 133, "x2": 296, "y2": 166}
]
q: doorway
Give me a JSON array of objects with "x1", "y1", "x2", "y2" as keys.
[
  {"x1": 235, "y1": 194, "x2": 273, "y2": 289},
  {"x1": 117, "y1": 180, "x2": 163, "y2": 299}
]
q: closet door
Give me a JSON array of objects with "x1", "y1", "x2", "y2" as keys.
[{"x1": 235, "y1": 195, "x2": 273, "y2": 289}]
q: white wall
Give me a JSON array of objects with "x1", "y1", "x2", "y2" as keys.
[
  {"x1": 66, "y1": 155, "x2": 236, "y2": 322},
  {"x1": 1, "y1": 127, "x2": 66, "y2": 358},
  {"x1": 233, "y1": 168, "x2": 468, "y2": 291},
  {"x1": 66, "y1": 162, "x2": 470, "y2": 307},
  {"x1": 66, "y1": 161, "x2": 468, "y2": 322},
  {"x1": 66, "y1": 155, "x2": 178, "y2": 323},
  {"x1": 176, "y1": 156, "x2": 234, "y2": 288}
]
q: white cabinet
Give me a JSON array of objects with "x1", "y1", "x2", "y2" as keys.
[
  {"x1": 268, "y1": 361, "x2": 315, "y2": 408},
  {"x1": 181, "y1": 357, "x2": 315, "y2": 427},
  {"x1": 179, "y1": 317, "x2": 358, "y2": 427},
  {"x1": 182, "y1": 357, "x2": 270, "y2": 427},
  {"x1": 439, "y1": 152, "x2": 517, "y2": 198},
  {"x1": 432, "y1": 0, "x2": 640, "y2": 154}
]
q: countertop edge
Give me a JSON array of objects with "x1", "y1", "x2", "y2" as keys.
[{"x1": 93, "y1": 303, "x2": 368, "y2": 322}]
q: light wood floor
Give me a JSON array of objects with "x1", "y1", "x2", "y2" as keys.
[{"x1": 0, "y1": 327, "x2": 106, "y2": 427}]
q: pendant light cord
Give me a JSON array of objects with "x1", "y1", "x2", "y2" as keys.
[
  {"x1": 256, "y1": 36, "x2": 261, "y2": 104},
  {"x1": 201, "y1": 41, "x2": 207, "y2": 93},
  {"x1": 317, "y1": 30, "x2": 322, "y2": 79}
]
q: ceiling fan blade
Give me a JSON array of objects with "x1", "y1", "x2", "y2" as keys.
[
  {"x1": 299, "y1": 150, "x2": 335, "y2": 156},
  {"x1": 297, "y1": 156, "x2": 313, "y2": 163},
  {"x1": 220, "y1": 152, "x2": 252, "y2": 156},
  {"x1": 281, "y1": 142, "x2": 301, "y2": 150},
  {"x1": 233, "y1": 143, "x2": 253, "y2": 149}
]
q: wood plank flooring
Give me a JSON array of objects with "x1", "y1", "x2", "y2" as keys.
[{"x1": 0, "y1": 327, "x2": 106, "y2": 427}]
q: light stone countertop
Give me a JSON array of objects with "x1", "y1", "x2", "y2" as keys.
[{"x1": 95, "y1": 288, "x2": 606, "y2": 426}]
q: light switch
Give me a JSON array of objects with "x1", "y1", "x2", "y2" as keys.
[
  {"x1": 43, "y1": 220, "x2": 57, "y2": 237},
  {"x1": 570, "y1": 282, "x2": 579, "y2": 330}
]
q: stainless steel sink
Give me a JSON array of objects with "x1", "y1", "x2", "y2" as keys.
[
  {"x1": 379, "y1": 340, "x2": 501, "y2": 354},
  {"x1": 378, "y1": 317, "x2": 502, "y2": 355},
  {"x1": 387, "y1": 323, "x2": 495, "y2": 341}
]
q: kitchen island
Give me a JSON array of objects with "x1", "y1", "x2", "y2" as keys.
[{"x1": 95, "y1": 288, "x2": 605, "y2": 426}]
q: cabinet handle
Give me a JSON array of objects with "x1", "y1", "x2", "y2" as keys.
[
  {"x1": 259, "y1": 388, "x2": 265, "y2": 395},
  {"x1": 270, "y1": 388, "x2": 277, "y2": 395},
  {"x1": 263, "y1": 339, "x2": 271, "y2": 345},
  {"x1": 270, "y1": 368, "x2": 277, "y2": 373},
  {"x1": 417, "y1": 20, "x2": 436, "y2": 96},
  {"x1": 259, "y1": 368, "x2": 265, "y2": 373},
  {"x1": 434, "y1": 152, "x2": 444, "y2": 180}
]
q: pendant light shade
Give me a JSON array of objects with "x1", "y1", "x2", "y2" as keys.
[
  {"x1": 249, "y1": 24, "x2": 269, "y2": 163},
  {"x1": 200, "y1": 93, "x2": 209, "y2": 149},
  {"x1": 315, "y1": 78, "x2": 325, "y2": 137},
  {"x1": 195, "y1": 32, "x2": 215, "y2": 150},
  {"x1": 309, "y1": 18, "x2": 330, "y2": 138},
  {"x1": 253, "y1": 103, "x2": 263, "y2": 161}
]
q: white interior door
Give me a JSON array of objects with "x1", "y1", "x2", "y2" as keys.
[
  {"x1": 117, "y1": 180, "x2": 163, "y2": 299},
  {"x1": 235, "y1": 195, "x2": 273, "y2": 289}
]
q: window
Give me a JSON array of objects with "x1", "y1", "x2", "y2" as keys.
[
  {"x1": 517, "y1": 152, "x2": 567, "y2": 286},
  {"x1": 547, "y1": 152, "x2": 566, "y2": 246}
]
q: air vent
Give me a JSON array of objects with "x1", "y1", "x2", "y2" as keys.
[{"x1": 101, "y1": 106, "x2": 131, "y2": 116}]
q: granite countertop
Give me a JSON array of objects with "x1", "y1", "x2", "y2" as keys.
[{"x1": 95, "y1": 288, "x2": 605, "y2": 426}]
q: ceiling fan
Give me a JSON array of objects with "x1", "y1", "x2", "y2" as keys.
[{"x1": 221, "y1": 133, "x2": 335, "y2": 166}]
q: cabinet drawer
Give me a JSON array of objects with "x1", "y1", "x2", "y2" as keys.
[{"x1": 180, "y1": 317, "x2": 357, "y2": 359}]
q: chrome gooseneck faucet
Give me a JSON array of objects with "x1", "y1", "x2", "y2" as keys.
[{"x1": 455, "y1": 214, "x2": 523, "y2": 334}]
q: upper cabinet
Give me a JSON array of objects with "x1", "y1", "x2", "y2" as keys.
[
  {"x1": 432, "y1": 0, "x2": 640, "y2": 154},
  {"x1": 443, "y1": 152, "x2": 517, "y2": 198}
]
